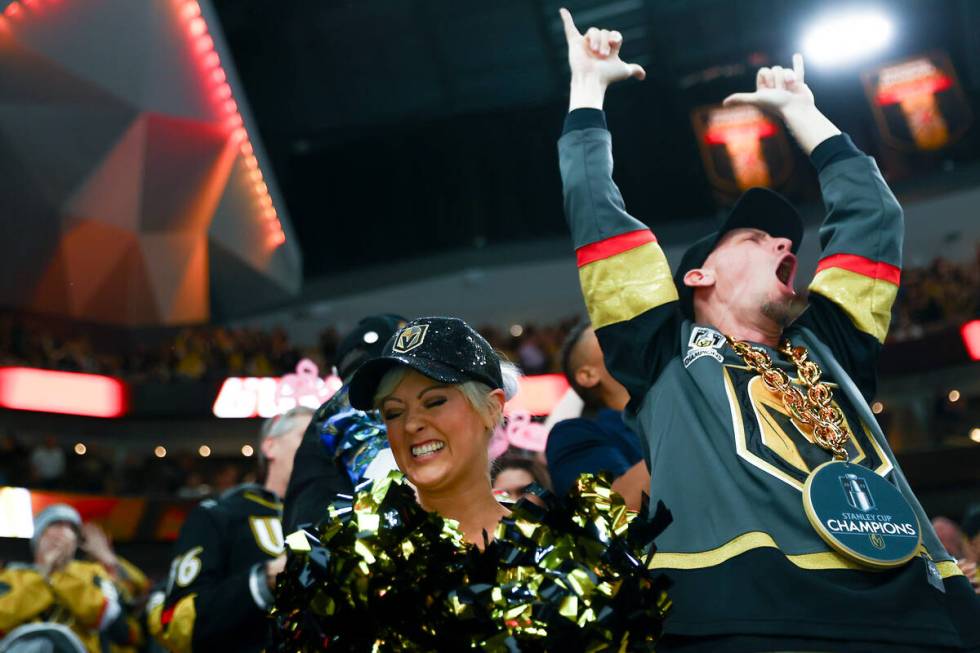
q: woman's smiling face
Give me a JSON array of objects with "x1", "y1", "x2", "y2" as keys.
[{"x1": 380, "y1": 368, "x2": 501, "y2": 494}]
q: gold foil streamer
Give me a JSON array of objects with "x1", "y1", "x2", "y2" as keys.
[{"x1": 271, "y1": 471, "x2": 671, "y2": 652}]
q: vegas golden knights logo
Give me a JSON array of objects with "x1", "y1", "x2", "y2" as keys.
[
  {"x1": 392, "y1": 324, "x2": 428, "y2": 354},
  {"x1": 721, "y1": 364, "x2": 892, "y2": 490},
  {"x1": 249, "y1": 516, "x2": 285, "y2": 556}
]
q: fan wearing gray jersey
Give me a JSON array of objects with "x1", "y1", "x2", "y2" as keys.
[{"x1": 556, "y1": 8, "x2": 980, "y2": 652}]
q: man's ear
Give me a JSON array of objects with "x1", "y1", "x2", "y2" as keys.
[
  {"x1": 260, "y1": 436, "x2": 276, "y2": 462},
  {"x1": 574, "y1": 364, "x2": 601, "y2": 390},
  {"x1": 683, "y1": 267, "x2": 715, "y2": 289}
]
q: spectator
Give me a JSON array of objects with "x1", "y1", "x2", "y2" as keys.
[
  {"x1": 0, "y1": 432, "x2": 28, "y2": 486},
  {"x1": 491, "y1": 451, "x2": 550, "y2": 502},
  {"x1": 283, "y1": 314, "x2": 406, "y2": 533},
  {"x1": 30, "y1": 437, "x2": 66, "y2": 489},
  {"x1": 956, "y1": 508, "x2": 980, "y2": 594},
  {"x1": 546, "y1": 324, "x2": 648, "y2": 511},
  {"x1": 0, "y1": 505, "x2": 146, "y2": 652},
  {"x1": 149, "y1": 406, "x2": 312, "y2": 653},
  {"x1": 933, "y1": 516, "x2": 968, "y2": 559}
]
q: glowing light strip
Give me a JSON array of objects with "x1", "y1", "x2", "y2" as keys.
[
  {"x1": 212, "y1": 373, "x2": 572, "y2": 418},
  {"x1": 0, "y1": 0, "x2": 286, "y2": 248},
  {"x1": 0, "y1": 367, "x2": 128, "y2": 417},
  {"x1": 962, "y1": 319, "x2": 980, "y2": 361},
  {"x1": 174, "y1": 0, "x2": 286, "y2": 248}
]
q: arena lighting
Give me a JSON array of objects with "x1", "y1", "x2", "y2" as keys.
[
  {"x1": 198, "y1": 445, "x2": 212, "y2": 457},
  {"x1": 0, "y1": 487, "x2": 34, "y2": 538},
  {"x1": 241, "y1": 444, "x2": 254, "y2": 457},
  {"x1": 74, "y1": 443, "x2": 87, "y2": 455},
  {"x1": 173, "y1": 0, "x2": 286, "y2": 249},
  {"x1": 154, "y1": 446, "x2": 168, "y2": 458},
  {"x1": 947, "y1": 389, "x2": 961, "y2": 403},
  {"x1": 801, "y1": 9, "x2": 894, "y2": 67},
  {"x1": 213, "y1": 372, "x2": 571, "y2": 418},
  {"x1": 871, "y1": 401, "x2": 884, "y2": 414},
  {"x1": 0, "y1": 367, "x2": 127, "y2": 418},
  {"x1": 961, "y1": 319, "x2": 980, "y2": 361},
  {"x1": 504, "y1": 374, "x2": 571, "y2": 416},
  {"x1": 971, "y1": 428, "x2": 980, "y2": 444}
]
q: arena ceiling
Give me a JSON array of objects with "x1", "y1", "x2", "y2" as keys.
[
  {"x1": 214, "y1": 0, "x2": 980, "y2": 281},
  {"x1": 0, "y1": 0, "x2": 302, "y2": 325}
]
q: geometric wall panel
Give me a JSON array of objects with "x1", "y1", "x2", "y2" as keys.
[{"x1": 0, "y1": 0, "x2": 301, "y2": 326}]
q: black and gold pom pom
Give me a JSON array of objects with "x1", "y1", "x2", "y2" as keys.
[{"x1": 272, "y1": 472, "x2": 671, "y2": 652}]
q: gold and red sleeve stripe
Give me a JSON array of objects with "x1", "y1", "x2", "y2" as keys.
[
  {"x1": 576, "y1": 229, "x2": 678, "y2": 329},
  {"x1": 809, "y1": 253, "x2": 901, "y2": 343}
]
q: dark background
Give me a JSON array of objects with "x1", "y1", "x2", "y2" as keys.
[{"x1": 213, "y1": 0, "x2": 980, "y2": 279}]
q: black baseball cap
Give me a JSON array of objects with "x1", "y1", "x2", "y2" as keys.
[
  {"x1": 335, "y1": 314, "x2": 407, "y2": 382},
  {"x1": 348, "y1": 317, "x2": 503, "y2": 410},
  {"x1": 674, "y1": 187, "x2": 803, "y2": 318}
]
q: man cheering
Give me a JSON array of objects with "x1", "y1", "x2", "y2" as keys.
[{"x1": 557, "y1": 8, "x2": 979, "y2": 652}]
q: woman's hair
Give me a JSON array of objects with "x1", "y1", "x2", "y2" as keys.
[
  {"x1": 373, "y1": 359, "x2": 522, "y2": 433},
  {"x1": 490, "y1": 450, "x2": 552, "y2": 492}
]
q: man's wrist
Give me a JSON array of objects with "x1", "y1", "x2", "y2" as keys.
[
  {"x1": 569, "y1": 74, "x2": 608, "y2": 112},
  {"x1": 248, "y1": 562, "x2": 274, "y2": 611},
  {"x1": 779, "y1": 103, "x2": 841, "y2": 155}
]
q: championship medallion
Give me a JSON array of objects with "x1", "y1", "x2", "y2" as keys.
[
  {"x1": 726, "y1": 335, "x2": 920, "y2": 569},
  {"x1": 803, "y1": 461, "x2": 920, "y2": 568}
]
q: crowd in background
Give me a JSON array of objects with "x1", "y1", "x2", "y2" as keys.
[
  {"x1": 0, "y1": 431, "x2": 256, "y2": 498},
  {"x1": 0, "y1": 253, "x2": 977, "y2": 500},
  {"x1": 1, "y1": 256, "x2": 977, "y2": 381},
  {"x1": 890, "y1": 253, "x2": 980, "y2": 341}
]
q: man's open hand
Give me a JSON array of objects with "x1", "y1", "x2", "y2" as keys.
[
  {"x1": 560, "y1": 8, "x2": 644, "y2": 110},
  {"x1": 80, "y1": 522, "x2": 118, "y2": 569},
  {"x1": 723, "y1": 54, "x2": 814, "y2": 115},
  {"x1": 724, "y1": 53, "x2": 839, "y2": 155}
]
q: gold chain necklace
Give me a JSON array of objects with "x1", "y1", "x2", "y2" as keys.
[{"x1": 725, "y1": 335, "x2": 849, "y2": 460}]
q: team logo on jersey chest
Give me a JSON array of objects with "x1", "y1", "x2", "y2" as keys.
[
  {"x1": 683, "y1": 326, "x2": 726, "y2": 368},
  {"x1": 721, "y1": 364, "x2": 892, "y2": 490}
]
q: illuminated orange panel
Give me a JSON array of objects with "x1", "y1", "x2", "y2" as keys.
[{"x1": 0, "y1": 367, "x2": 127, "y2": 417}]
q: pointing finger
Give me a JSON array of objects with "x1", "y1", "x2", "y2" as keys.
[
  {"x1": 559, "y1": 8, "x2": 580, "y2": 44},
  {"x1": 793, "y1": 53, "x2": 805, "y2": 85}
]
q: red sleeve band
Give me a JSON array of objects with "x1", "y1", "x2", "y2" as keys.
[
  {"x1": 816, "y1": 253, "x2": 901, "y2": 285},
  {"x1": 576, "y1": 229, "x2": 657, "y2": 267}
]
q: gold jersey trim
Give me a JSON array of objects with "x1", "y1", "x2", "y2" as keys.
[
  {"x1": 243, "y1": 491, "x2": 283, "y2": 511},
  {"x1": 148, "y1": 593, "x2": 197, "y2": 653},
  {"x1": 649, "y1": 531, "x2": 961, "y2": 578},
  {"x1": 809, "y1": 267, "x2": 898, "y2": 344},
  {"x1": 578, "y1": 241, "x2": 677, "y2": 329}
]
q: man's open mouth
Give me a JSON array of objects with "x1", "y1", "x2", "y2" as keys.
[{"x1": 776, "y1": 254, "x2": 797, "y2": 288}]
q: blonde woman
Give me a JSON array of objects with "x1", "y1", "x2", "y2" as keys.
[
  {"x1": 347, "y1": 316, "x2": 521, "y2": 548},
  {"x1": 273, "y1": 317, "x2": 669, "y2": 651}
]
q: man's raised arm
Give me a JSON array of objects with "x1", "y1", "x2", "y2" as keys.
[
  {"x1": 558, "y1": 8, "x2": 679, "y2": 409},
  {"x1": 725, "y1": 55, "x2": 903, "y2": 397}
]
